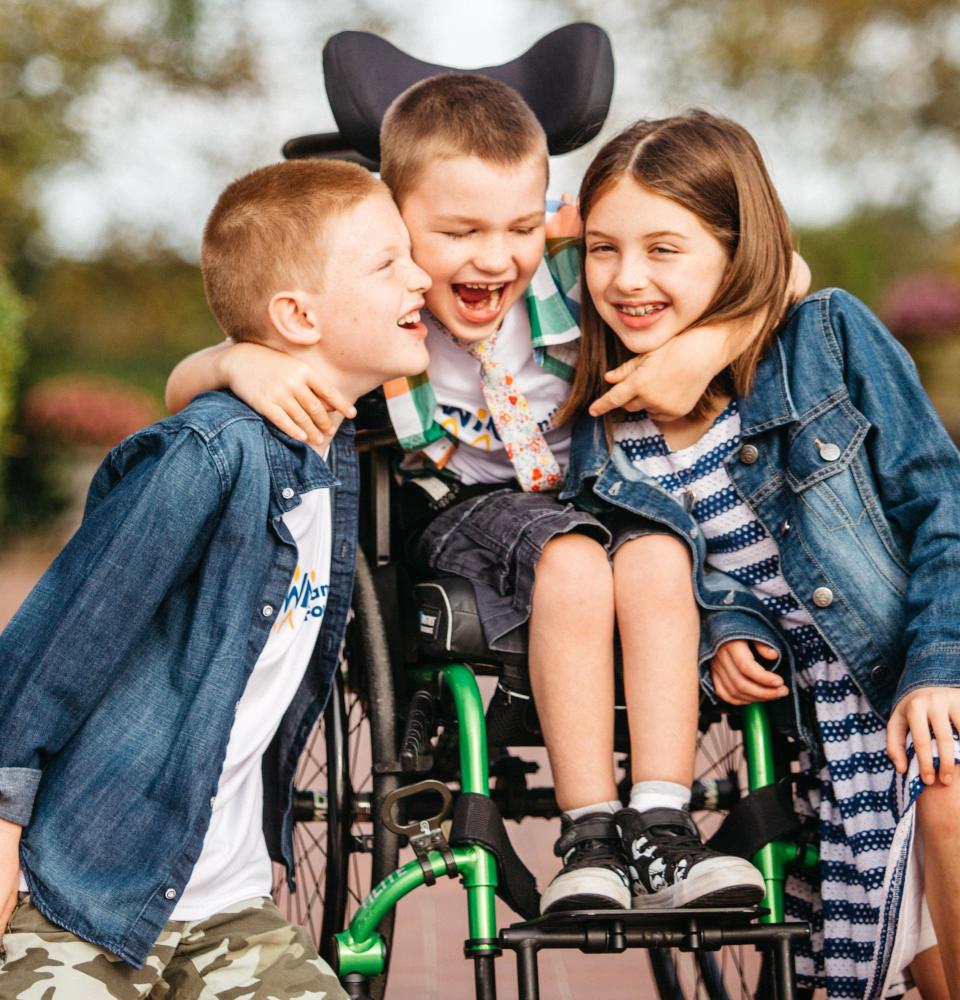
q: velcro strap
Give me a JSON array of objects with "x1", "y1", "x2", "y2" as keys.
[
  {"x1": 554, "y1": 814, "x2": 619, "y2": 857},
  {"x1": 632, "y1": 807, "x2": 698, "y2": 836},
  {"x1": 705, "y1": 779, "x2": 800, "y2": 860},
  {"x1": 450, "y1": 792, "x2": 540, "y2": 919}
]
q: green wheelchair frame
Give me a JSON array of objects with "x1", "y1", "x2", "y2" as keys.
[
  {"x1": 331, "y1": 655, "x2": 815, "y2": 1000},
  {"x1": 315, "y1": 458, "x2": 818, "y2": 1000}
]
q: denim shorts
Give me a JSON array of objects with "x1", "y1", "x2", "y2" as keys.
[{"x1": 413, "y1": 487, "x2": 660, "y2": 655}]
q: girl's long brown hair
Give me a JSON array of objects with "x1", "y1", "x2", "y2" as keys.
[{"x1": 556, "y1": 110, "x2": 794, "y2": 427}]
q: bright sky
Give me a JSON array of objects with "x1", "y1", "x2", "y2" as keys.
[{"x1": 35, "y1": 0, "x2": 960, "y2": 261}]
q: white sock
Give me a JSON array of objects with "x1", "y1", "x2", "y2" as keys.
[
  {"x1": 628, "y1": 781, "x2": 690, "y2": 814},
  {"x1": 564, "y1": 799, "x2": 622, "y2": 821}
]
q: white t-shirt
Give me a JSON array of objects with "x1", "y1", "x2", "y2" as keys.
[
  {"x1": 170, "y1": 485, "x2": 332, "y2": 920},
  {"x1": 423, "y1": 305, "x2": 572, "y2": 485}
]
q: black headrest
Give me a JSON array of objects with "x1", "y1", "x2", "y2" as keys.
[{"x1": 322, "y1": 22, "x2": 613, "y2": 165}]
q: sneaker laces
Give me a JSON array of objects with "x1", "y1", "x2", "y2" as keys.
[
  {"x1": 644, "y1": 822, "x2": 705, "y2": 857},
  {"x1": 630, "y1": 808, "x2": 710, "y2": 863}
]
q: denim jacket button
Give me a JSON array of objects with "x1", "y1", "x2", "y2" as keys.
[
  {"x1": 739, "y1": 444, "x2": 759, "y2": 465},
  {"x1": 262, "y1": 604, "x2": 274, "y2": 617},
  {"x1": 281, "y1": 487, "x2": 295, "y2": 500},
  {"x1": 870, "y1": 664, "x2": 888, "y2": 683},
  {"x1": 812, "y1": 587, "x2": 834, "y2": 608},
  {"x1": 164, "y1": 887, "x2": 177, "y2": 900}
]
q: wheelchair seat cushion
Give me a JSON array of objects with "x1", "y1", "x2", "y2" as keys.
[
  {"x1": 414, "y1": 577, "x2": 525, "y2": 668},
  {"x1": 322, "y1": 23, "x2": 613, "y2": 163}
]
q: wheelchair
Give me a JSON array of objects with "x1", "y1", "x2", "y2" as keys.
[{"x1": 270, "y1": 24, "x2": 817, "y2": 1000}]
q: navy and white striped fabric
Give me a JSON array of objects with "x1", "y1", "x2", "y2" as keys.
[{"x1": 613, "y1": 400, "x2": 935, "y2": 999}]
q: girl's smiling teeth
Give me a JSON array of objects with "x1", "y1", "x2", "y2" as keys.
[{"x1": 617, "y1": 302, "x2": 666, "y2": 317}]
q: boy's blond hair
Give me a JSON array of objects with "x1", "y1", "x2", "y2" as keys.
[
  {"x1": 380, "y1": 73, "x2": 548, "y2": 205},
  {"x1": 202, "y1": 159, "x2": 385, "y2": 342}
]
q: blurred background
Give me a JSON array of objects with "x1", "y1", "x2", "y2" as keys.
[{"x1": 2, "y1": 0, "x2": 960, "y2": 547}]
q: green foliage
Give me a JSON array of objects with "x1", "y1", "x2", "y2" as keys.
[
  {"x1": 0, "y1": 272, "x2": 26, "y2": 529},
  {"x1": 794, "y1": 205, "x2": 958, "y2": 310},
  {"x1": 24, "y1": 249, "x2": 219, "y2": 398}
]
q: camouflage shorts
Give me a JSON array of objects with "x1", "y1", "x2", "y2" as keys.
[{"x1": 0, "y1": 894, "x2": 347, "y2": 999}]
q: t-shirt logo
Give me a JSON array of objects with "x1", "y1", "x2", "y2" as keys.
[{"x1": 273, "y1": 564, "x2": 328, "y2": 631}]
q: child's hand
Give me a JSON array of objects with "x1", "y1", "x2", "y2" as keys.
[
  {"x1": 589, "y1": 333, "x2": 724, "y2": 420},
  {"x1": 0, "y1": 818, "x2": 21, "y2": 934},
  {"x1": 545, "y1": 193, "x2": 581, "y2": 240},
  {"x1": 220, "y1": 343, "x2": 356, "y2": 446},
  {"x1": 711, "y1": 640, "x2": 787, "y2": 705},
  {"x1": 887, "y1": 686, "x2": 960, "y2": 786}
]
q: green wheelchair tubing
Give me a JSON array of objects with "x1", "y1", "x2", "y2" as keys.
[{"x1": 333, "y1": 665, "x2": 819, "y2": 977}]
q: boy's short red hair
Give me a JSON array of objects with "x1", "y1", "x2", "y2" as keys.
[
  {"x1": 380, "y1": 73, "x2": 548, "y2": 205},
  {"x1": 202, "y1": 159, "x2": 385, "y2": 342}
]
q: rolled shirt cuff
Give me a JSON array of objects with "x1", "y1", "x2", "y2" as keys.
[{"x1": 0, "y1": 767, "x2": 42, "y2": 826}]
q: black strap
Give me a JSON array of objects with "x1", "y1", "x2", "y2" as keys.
[
  {"x1": 553, "y1": 814, "x2": 619, "y2": 857},
  {"x1": 705, "y1": 779, "x2": 801, "y2": 860},
  {"x1": 450, "y1": 792, "x2": 540, "y2": 919}
]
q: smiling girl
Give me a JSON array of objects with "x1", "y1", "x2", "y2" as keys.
[{"x1": 559, "y1": 111, "x2": 960, "y2": 1000}]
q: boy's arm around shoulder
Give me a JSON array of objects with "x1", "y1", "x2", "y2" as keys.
[
  {"x1": 166, "y1": 340, "x2": 355, "y2": 446},
  {"x1": 813, "y1": 289, "x2": 960, "y2": 703},
  {"x1": 0, "y1": 421, "x2": 230, "y2": 828}
]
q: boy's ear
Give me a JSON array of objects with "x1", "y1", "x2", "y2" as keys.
[{"x1": 267, "y1": 290, "x2": 323, "y2": 346}]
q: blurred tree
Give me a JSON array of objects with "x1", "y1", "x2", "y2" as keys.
[
  {"x1": 793, "y1": 204, "x2": 956, "y2": 309},
  {"x1": 25, "y1": 250, "x2": 219, "y2": 395},
  {"x1": 0, "y1": 271, "x2": 26, "y2": 529},
  {"x1": 0, "y1": 0, "x2": 255, "y2": 288},
  {"x1": 565, "y1": 0, "x2": 960, "y2": 218}
]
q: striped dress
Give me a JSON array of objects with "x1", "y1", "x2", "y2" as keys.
[{"x1": 612, "y1": 399, "x2": 938, "y2": 1000}]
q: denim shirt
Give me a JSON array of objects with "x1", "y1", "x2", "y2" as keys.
[
  {"x1": 0, "y1": 391, "x2": 358, "y2": 966},
  {"x1": 564, "y1": 289, "x2": 960, "y2": 722}
]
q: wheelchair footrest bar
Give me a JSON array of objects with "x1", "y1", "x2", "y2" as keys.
[
  {"x1": 500, "y1": 909, "x2": 809, "y2": 1000},
  {"x1": 500, "y1": 907, "x2": 808, "y2": 953}
]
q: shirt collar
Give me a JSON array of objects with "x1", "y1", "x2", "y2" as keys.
[
  {"x1": 737, "y1": 337, "x2": 799, "y2": 437},
  {"x1": 262, "y1": 420, "x2": 349, "y2": 511}
]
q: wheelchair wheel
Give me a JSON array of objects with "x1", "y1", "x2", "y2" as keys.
[
  {"x1": 646, "y1": 709, "x2": 761, "y2": 999},
  {"x1": 273, "y1": 549, "x2": 401, "y2": 1000}
]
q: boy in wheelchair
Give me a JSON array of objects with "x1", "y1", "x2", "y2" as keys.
[
  {"x1": 0, "y1": 159, "x2": 430, "y2": 998},
  {"x1": 167, "y1": 74, "x2": 786, "y2": 918}
]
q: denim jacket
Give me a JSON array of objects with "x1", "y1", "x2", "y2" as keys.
[
  {"x1": 0, "y1": 391, "x2": 358, "y2": 966},
  {"x1": 564, "y1": 289, "x2": 960, "y2": 722}
]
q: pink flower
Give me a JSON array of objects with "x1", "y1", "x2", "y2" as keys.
[
  {"x1": 882, "y1": 273, "x2": 960, "y2": 340},
  {"x1": 21, "y1": 375, "x2": 163, "y2": 447}
]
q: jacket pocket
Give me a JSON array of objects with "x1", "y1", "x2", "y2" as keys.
[{"x1": 784, "y1": 398, "x2": 870, "y2": 532}]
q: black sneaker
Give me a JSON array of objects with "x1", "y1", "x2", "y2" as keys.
[
  {"x1": 540, "y1": 812, "x2": 631, "y2": 914},
  {"x1": 615, "y1": 806, "x2": 765, "y2": 909}
]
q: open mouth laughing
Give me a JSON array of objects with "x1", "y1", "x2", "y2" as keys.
[
  {"x1": 397, "y1": 306, "x2": 427, "y2": 337},
  {"x1": 452, "y1": 281, "x2": 510, "y2": 323}
]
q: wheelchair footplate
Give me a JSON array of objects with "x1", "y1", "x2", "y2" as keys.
[{"x1": 500, "y1": 907, "x2": 810, "y2": 1000}]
